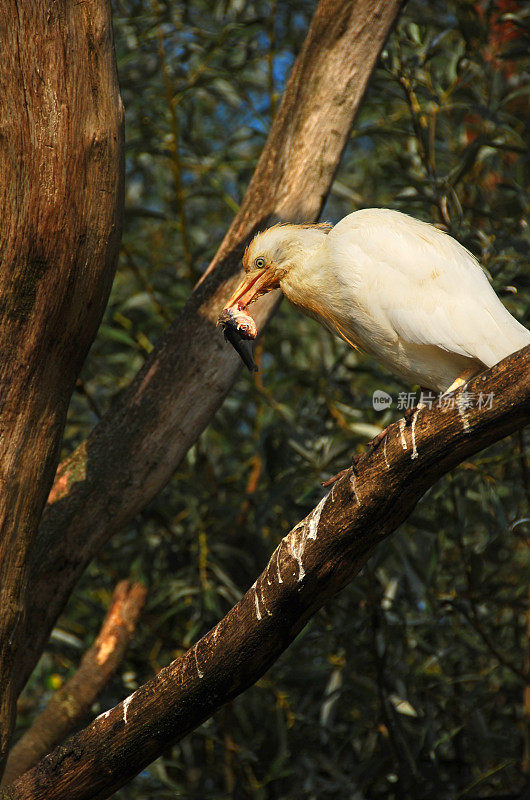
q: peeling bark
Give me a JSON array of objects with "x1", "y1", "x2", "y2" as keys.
[
  {"x1": 18, "y1": 0, "x2": 404, "y2": 698},
  {"x1": 0, "y1": 0, "x2": 124, "y2": 774},
  {"x1": 4, "y1": 347, "x2": 529, "y2": 800}
]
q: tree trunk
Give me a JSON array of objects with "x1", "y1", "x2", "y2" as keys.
[
  {"x1": 0, "y1": 0, "x2": 124, "y2": 776},
  {"x1": 4, "y1": 347, "x2": 529, "y2": 800},
  {"x1": 17, "y1": 0, "x2": 404, "y2": 701}
]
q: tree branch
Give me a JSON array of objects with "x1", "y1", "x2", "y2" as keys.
[
  {"x1": 18, "y1": 0, "x2": 404, "y2": 698},
  {"x1": 0, "y1": 0, "x2": 124, "y2": 773},
  {"x1": 2, "y1": 581, "x2": 146, "y2": 787},
  {"x1": 5, "y1": 347, "x2": 529, "y2": 800}
]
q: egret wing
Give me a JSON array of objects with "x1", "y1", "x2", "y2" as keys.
[{"x1": 329, "y1": 209, "x2": 530, "y2": 367}]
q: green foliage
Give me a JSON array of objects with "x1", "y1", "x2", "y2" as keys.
[{"x1": 19, "y1": 1, "x2": 530, "y2": 798}]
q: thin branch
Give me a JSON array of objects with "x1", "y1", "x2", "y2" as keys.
[
  {"x1": 451, "y1": 491, "x2": 527, "y2": 682},
  {"x1": 524, "y1": 584, "x2": 530, "y2": 776},
  {"x1": 121, "y1": 245, "x2": 172, "y2": 324},
  {"x1": 5, "y1": 346, "x2": 529, "y2": 800},
  {"x1": 518, "y1": 430, "x2": 530, "y2": 511},
  {"x1": 75, "y1": 379, "x2": 103, "y2": 421},
  {"x1": 153, "y1": 0, "x2": 193, "y2": 279},
  {"x1": 2, "y1": 581, "x2": 147, "y2": 787},
  {"x1": 446, "y1": 599, "x2": 527, "y2": 684},
  {"x1": 267, "y1": 0, "x2": 277, "y2": 120}
]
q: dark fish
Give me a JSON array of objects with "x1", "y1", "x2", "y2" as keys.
[{"x1": 217, "y1": 304, "x2": 258, "y2": 372}]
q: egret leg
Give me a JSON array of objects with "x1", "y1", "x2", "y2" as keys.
[{"x1": 444, "y1": 369, "x2": 478, "y2": 395}]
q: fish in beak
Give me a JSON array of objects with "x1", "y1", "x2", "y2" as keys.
[
  {"x1": 218, "y1": 266, "x2": 275, "y2": 372},
  {"x1": 217, "y1": 303, "x2": 258, "y2": 372}
]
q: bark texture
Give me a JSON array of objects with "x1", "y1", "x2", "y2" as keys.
[
  {"x1": 0, "y1": 0, "x2": 124, "y2": 773},
  {"x1": 2, "y1": 581, "x2": 146, "y2": 787},
  {"x1": 18, "y1": 0, "x2": 404, "y2": 696},
  {"x1": 4, "y1": 347, "x2": 529, "y2": 800}
]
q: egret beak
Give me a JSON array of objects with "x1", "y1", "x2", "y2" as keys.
[{"x1": 223, "y1": 268, "x2": 270, "y2": 309}]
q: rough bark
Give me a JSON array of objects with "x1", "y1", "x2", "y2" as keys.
[
  {"x1": 0, "y1": 0, "x2": 124, "y2": 774},
  {"x1": 4, "y1": 347, "x2": 529, "y2": 800},
  {"x1": 2, "y1": 581, "x2": 146, "y2": 787},
  {"x1": 18, "y1": 0, "x2": 404, "y2": 696}
]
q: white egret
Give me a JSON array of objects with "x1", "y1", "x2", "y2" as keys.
[{"x1": 223, "y1": 209, "x2": 529, "y2": 395}]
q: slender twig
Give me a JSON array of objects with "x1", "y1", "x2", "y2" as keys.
[
  {"x1": 267, "y1": 0, "x2": 277, "y2": 120},
  {"x1": 450, "y1": 503, "x2": 527, "y2": 683},
  {"x1": 152, "y1": 0, "x2": 193, "y2": 279},
  {"x1": 121, "y1": 245, "x2": 172, "y2": 324},
  {"x1": 75, "y1": 378, "x2": 102, "y2": 420},
  {"x1": 518, "y1": 430, "x2": 530, "y2": 511}
]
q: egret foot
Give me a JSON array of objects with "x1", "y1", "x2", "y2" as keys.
[
  {"x1": 321, "y1": 456, "x2": 360, "y2": 488},
  {"x1": 444, "y1": 371, "x2": 477, "y2": 395}
]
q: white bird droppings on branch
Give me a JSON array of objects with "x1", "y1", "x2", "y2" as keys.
[
  {"x1": 289, "y1": 528, "x2": 306, "y2": 582},
  {"x1": 456, "y1": 395, "x2": 470, "y2": 431},
  {"x1": 122, "y1": 695, "x2": 133, "y2": 724},
  {"x1": 308, "y1": 496, "x2": 326, "y2": 539},
  {"x1": 285, "y1": 497, "x2": 328, "y2": 583},
  {"x1": 193, "y1": 647, "x2": 204, "y2": 679},
  {"x1": 410, "y1": 413, "x2": 419, "y2": 460},
  {"x1": 399, "y1": 419, "x2": 408, "y2": 451},
  {"x1": 350, "y1": 474, "x2": 360, "y2": 504},
  {"x1": 275, "y1": 547, "x2": 283, "y2": 584},
  {"x1": 383, "y1": 438, "x2": 390, "y2": 469},
  {"x1": 253, "y1": 584, "x2": 262, "y2": 621},
  {"x1": 260, "y1": 583, "x2": 272, "y2": 616}
]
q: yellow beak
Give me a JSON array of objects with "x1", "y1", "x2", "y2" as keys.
[{"x1": 224, "y1": 268, "x2": 270, "y2": 309}]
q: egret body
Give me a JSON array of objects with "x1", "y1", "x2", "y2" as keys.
[{"x1": 224, "y1": 209, "x2": 530, "y2": 393}]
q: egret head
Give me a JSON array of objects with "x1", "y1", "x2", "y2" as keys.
[{"x1": 223, "y1": 223, "x2": 332, "y2": 309}]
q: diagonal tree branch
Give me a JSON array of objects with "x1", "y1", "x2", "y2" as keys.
[
  {"x1": 18, "y1": 0, "x2": 404, "y2": 698},
  {"x1": 5, "y1": 347, "x2": 529, "y2": 800},
  {"x1": 2, "y1": 581, "x2": 146, "y2": 787}
]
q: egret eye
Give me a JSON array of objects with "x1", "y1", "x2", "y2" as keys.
[{"x1": 254, "y1": 257, "x2": 266, "y2": 270}]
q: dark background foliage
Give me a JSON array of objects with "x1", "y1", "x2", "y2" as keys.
[{"x1": 16, "y1": 1, "x2": 530, "y2": 797}]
